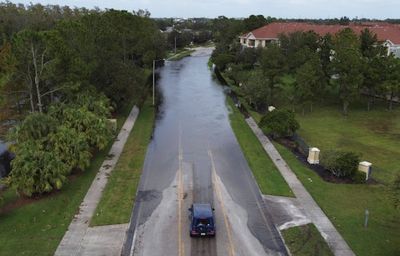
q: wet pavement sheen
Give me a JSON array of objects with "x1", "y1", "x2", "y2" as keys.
[{"x1": 126, "y1": 48, "x2": 287, "y2": 256}]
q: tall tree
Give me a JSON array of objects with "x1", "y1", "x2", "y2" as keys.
[
  {"x1": 243, "y1": 15, "x2": 268, "y2": 32},
  {"x1": 331, "y1": 28, "x2": 364, "y2": 115},
  {"x1": 359, "y1": 28, "x2": 386, "y2": 111},
  {"x1": 381, "y1": 55, "x2": 400, "y2": 111},
  {"x1": 260, "y1": 43, "x2": 286, "y2": 103},
  {"x1": 279, "y1": 31, "x2": 319, "y2": 71},
  {"x1": 295, "y1": 53, "x2": 325, "y2": 114},
  {"x1": 12, "y1": 29, "x2": 57, "y2": 113},
  {"x1": 318, "y1": 33, "x2": 334, "y2": 83},
  {"x1": 242, "y1": 70, "x2": 270, "y2": 111},
  {"x1": 360, "y1": 28, "x2": 378, "y2": 58}
]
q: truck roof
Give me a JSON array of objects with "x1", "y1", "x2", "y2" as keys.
[{"x1": 193, "y1": 203, "x2": 213, "y2": 218}]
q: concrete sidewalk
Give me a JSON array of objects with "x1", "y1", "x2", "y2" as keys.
[
  {"x1": 55, "y1": 106, "x2": 140, "y2": 256},
  {"x1": 246, "y1": 117, "x2": 355, "y2": 256}
]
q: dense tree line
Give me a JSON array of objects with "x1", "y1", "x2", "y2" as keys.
[
  {"x1": 0, "y1": 3, "x2": 166, "y2": 196},
  {"x1": 212, "y1": 22, "x2": 400, "y2": 115}
]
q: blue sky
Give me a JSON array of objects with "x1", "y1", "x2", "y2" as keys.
[{"x1": 12, "y1": 0, "x2": 400, "y2": 19}]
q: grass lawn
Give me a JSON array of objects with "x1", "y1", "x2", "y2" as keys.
[
  {"x1": 91, "y1": 99, "x2": 155, "y2": 226},
  {"x1": 274, "y1": 142, "x2": 400, "y2": 256},
  {"x1": 0, "y1": 101, "x2": 140, "y2": 255},
  {"x1": 227, "y1": 97, "x2": 293, "y2": 197},
  {"x1": 0, "y1": 137, "x2": 114, "y2": 255},
  {"x1": 282, "y1": 224, "x2": 333, "y2": 256},
  {"x1": 295, "y1": 103, "x2": 400, "y2": 184}
]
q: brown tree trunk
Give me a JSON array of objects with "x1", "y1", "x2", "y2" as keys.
[
  {"x1": 31, "y1": 43, "x2": 43, "y2": 113},
  {"x1": 343, "y1": 100, "x2": 349, "y2": 116},
  {"x1": 389, "y1": 92, "x2": 394, "y2": 111}
]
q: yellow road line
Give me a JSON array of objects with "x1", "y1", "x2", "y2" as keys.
[
  {"x1": 177, "y1": 126, "x2": 185, "y2": 256},
  {"x1": 208, "y1": 149, "x2": 235, "y2": 256}
]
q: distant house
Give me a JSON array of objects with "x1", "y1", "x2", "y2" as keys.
[
  {"x1": 239, "y1": 22, "x2": 400, "y2": 57},
  {"x1": 162, "y1": 26, "x2": 175, "y2": 33}
]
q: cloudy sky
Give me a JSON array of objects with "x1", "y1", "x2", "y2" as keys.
[{"x1": 13, "y1": 0, "x2": 400, "y2": 19}]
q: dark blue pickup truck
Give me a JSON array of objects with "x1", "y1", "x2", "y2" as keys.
[{"x1": 188, "y1": 203, "x2": 216, "y2": 237}]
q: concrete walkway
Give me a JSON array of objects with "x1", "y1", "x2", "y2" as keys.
[
  {"x1": 246, "y1": 117, "x2": 355, "y2": 256},
  {"x1": 55, "y1": 106, "x2": 140, "y2": 256}
]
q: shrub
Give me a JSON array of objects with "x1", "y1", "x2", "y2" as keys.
[
  {"x1": 10, "y1": 140, "x2": 69, "y2": 196},
  {"x1": 48, "y1": 125, "x2": 91, "y2": 172},
  {"x1": 8, "y1": 113, "x2": 58, "y2": 143},
  {"x1": 8, "y1": 91, "x2": 112, "y2": 196},
  {"x1": 259, "y1": 109, "x2": 300, "y2": 138},
  {"x1": 213, "y1": 53, "x2": 235, "y2": 71},
  {"x1": 321, "y1": 150, "x2": 360, "y2": 178},
  {"x1": 49, "y1": 103, "x2": 112, "y2": 150}
]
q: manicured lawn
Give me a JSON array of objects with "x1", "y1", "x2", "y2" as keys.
[
  {"x1": 0, "y1": 102, "x2": 138, "y2": 255},
  {"x1": 227, "y1": 97, "x2": 293, "y2": 197},
  {"x1": 295, "y1": 104, "x2": 400, "y2": 184},
  {"x1": 91, "y1": 100, "x2": 155, "y2": 226},
  {"x1": 282, "y1": 224, "x2": 333, "y2": 256},
  {"x1": 274, "y1": 142, "x2": 400, "y2": 256}
]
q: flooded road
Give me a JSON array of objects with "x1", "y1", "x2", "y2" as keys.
[{"x1": 123, "y1": 48, "x2": 287, "y2": 256}]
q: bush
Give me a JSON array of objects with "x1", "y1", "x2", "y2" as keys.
[
  {"x1": 10, "y1": 140, "x2": 69, "y2": 196},
  {"x1": 48, "y1": 125, "x2": 91, "y2": 171},
  {"x1": 321, "y1": 150, "x2": 360, "y2": 178},
  {"x1": 8, "y1": 113, "x2": 58, "y2": 142},
  {"x1": 213, "y1": 53, "x2": 235, "y2": 71},
  {"x1": 259, "y1": 109, "x2": 300, "y2": 138},
  {"x1": 8, "y1": 91, "x2": 112, "y2": 196}
]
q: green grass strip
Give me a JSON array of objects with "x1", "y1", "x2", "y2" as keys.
[
  {"x1": 168, "y1": 49, "x2": 195, "y2": 61},
  {"x1": 227, "y1": 97, "x2": 293, "y2": 197},
  {"x1": 91, "y1": 100, "x2": 155, "y2": 226},
  {"x1": 282, "y1": 224, "x2": 333, "y2": 256}
]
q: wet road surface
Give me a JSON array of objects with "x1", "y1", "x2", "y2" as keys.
[{"x1": 124, "y1": 48, "x2": 287, "y2": 256}]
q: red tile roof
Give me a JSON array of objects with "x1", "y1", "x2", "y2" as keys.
[{"x1": 242, "y1": 22, "x2": 400, "y2": 45}]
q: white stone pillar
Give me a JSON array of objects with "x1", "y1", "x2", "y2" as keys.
[
  {"x1": 307, "y1": 147, "x2": 320, "y2": 164},
  {"x1": 358, "y1": 161, "x2": 372, "y2": 180}
]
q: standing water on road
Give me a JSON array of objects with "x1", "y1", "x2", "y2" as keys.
[{"x1": 125, "y1": 47, "x2": 287, "y2": 256}]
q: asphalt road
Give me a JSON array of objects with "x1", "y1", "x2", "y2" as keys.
[{"x1": 123, "y1": 47, "x2": 287, "y2": 256}]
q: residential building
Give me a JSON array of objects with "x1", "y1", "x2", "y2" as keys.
[{"x1": 239, "y1": 22, "x2": 400, "y2": 57}]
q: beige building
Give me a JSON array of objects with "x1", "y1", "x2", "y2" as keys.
[{"x1": 239, "y1": 22, "x2": 400, "y2": 58}]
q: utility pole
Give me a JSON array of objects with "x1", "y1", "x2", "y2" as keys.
[{"x1": 152, "y1": 59, "x2": 155, "y2": 106}]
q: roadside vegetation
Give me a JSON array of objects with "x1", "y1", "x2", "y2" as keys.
[
  {"x1": 274, "y1": 142, "x2": 400, "y2": 255},
  {"x1": 282, "y1": 224, "x2": 333, "y2": 256},
  {"x1": 212, "y1": 16, "x2": 400, "y2": 255},
  {"x1": 0, "y1": 3, "x2": 164, "y2": 254},
  {"x1": 227, "y1": 97, "x2": 293, "y2": 197},
  {"x1": 0, "y1": 108, "x2": 129, "y2": 255},
  {"x1": 296, "y1": 103, "x2": 400, "y2": 184},
  {"x1": 91, "y1": 99, "x2": 155, "y2": 226}
]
